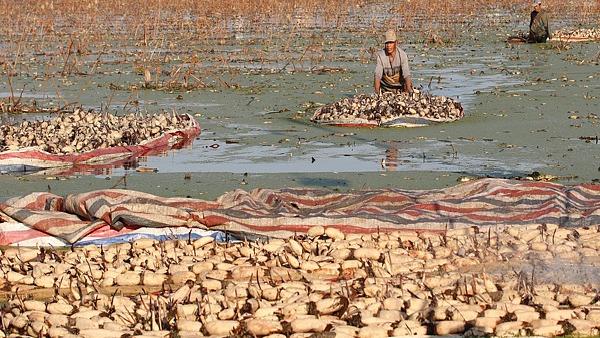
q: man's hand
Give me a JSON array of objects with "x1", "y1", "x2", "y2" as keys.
[{"x1": 404, "y1": 77, "x2": 414, "y2": 93}]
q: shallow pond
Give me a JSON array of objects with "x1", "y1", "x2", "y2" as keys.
[{"x1": 1, "y1": 8, "x2": 599, "y2": 199}]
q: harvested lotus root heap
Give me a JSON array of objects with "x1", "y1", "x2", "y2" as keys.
[
  {"x1": 553, "y1": 27, "x2": 600, "y2": 41},
  {"x1": 312, "y1": 90, "x2": 463, "y2": 125},
  {"x1": 1, "y1": 225, "x2": 600, "y2": 337},
  {"x1": 0, "y1": 109, "x2": 196, "y2": 154}
]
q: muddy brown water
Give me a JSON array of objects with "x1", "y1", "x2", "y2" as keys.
[{"x1": 0, "y1": 10, "x2": 599, "y2": 201}]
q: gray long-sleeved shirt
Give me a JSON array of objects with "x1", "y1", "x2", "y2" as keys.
[{"x1": 374, "y1": 47, "x2": 411, "y2": 82}]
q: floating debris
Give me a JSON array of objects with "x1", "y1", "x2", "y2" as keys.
[
  {"x1": 579, "y1": 136, "x2": 599, "y2": 144},
  {"x1": 135, "y1": 167, "x2": 158, "y2": 173},
  {"x1": 0, "y1": 109, "x2": 197, "y2": 154},
  {"x1": 518, "y1": 171, "x2": 578, "y2": 182},
  {"x1": 311, "y1": 90, "x2": 464, "y2": 127},
  {"x1": 457, "y1": 175, "x2": 479, "y2": 182},
  {"x1": 0, "y1": 98, "x2": 77, "y2": 114},
  {"x1": 457, "y1": 172, "x2": 577, "y2": 183}
]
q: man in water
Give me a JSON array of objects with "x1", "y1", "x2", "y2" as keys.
[
  {"x1": 374, "y1": 30, "x2": 413, "y2": 94},
  {"x1": 528, "y1": 0, "x2": 551, "y2": 43}
]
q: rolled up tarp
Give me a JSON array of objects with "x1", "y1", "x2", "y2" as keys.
[{"x1": 1, "y1": 178, "x2": 599, "y2": 246}]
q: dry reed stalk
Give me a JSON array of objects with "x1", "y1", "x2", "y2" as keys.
[{"x1": 0, "y1": 0, "x2": 597, "y2": 101}]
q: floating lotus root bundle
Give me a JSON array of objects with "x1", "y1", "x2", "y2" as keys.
[
  {"x1": 0, "y1": 109, "x2": 197, "y2": 154},
  {"x1": 311, "y1": 90, "x2": 464, "y2": 127},
  {"x1": 552, "y1": 28, "x2": 600, "y2": 42}
]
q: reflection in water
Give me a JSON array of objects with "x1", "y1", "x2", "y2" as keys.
[
  {"x1": 3, "y1": 132, "x2": 198, "y2": 177},
  {"x1": 384, "y1": 142, "x2": 399, "y2": 172}
]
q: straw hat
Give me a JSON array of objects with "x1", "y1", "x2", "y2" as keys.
[{"x1": 384, "y1": 30, "x2": 397, "y2": 43}]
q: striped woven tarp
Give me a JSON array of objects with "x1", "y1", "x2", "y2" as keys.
[
  {"x1": 0, "y1": 114, "x2": 200, "y2": 174},
  {"x1": 1, "y1": 178, "x2": 599, "y2": 246},
  {"x1": 0, "y1": 221, "x2": 225, "y2": 247}
]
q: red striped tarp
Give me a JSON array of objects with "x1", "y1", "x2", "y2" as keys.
[
  {"x1": 0, "y1": 114, "x2": 200, "y2": 174},
  {"x1": 1, "y1": 178, "x2": 599, "y2": 246}
]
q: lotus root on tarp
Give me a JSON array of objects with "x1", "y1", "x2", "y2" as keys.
[{"x1": 311, "y1": 90, "x2": 464, "y2": 127}]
